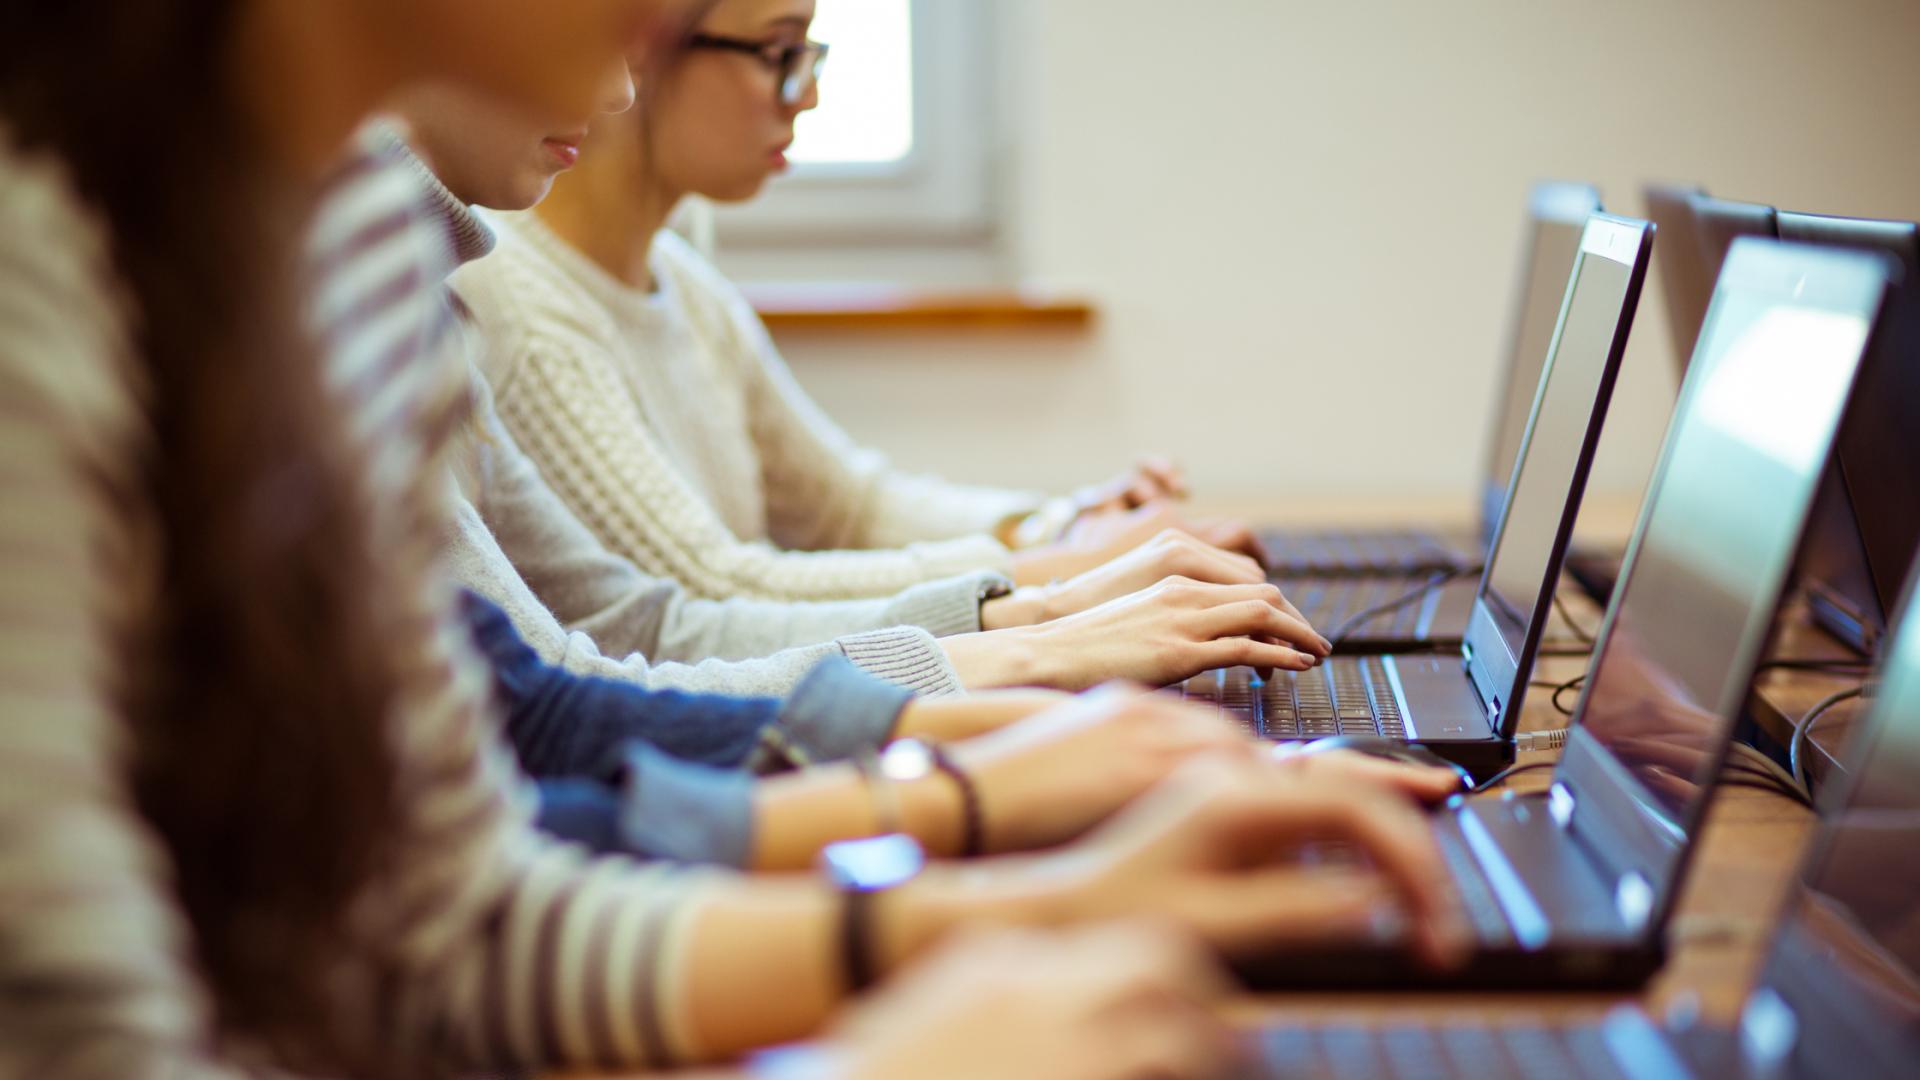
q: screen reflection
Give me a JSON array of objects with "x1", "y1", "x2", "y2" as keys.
[
  {"x1": 1482, "y1": 253, "x2": 1633, "y2": 647},
  {"x1": 1784, "y1": 607, "x2": 1920, "y2": 1038},
  {"x1": 1575, "y1": 291, "x2": 1871, "y2": 830}
]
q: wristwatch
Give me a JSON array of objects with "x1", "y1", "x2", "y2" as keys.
[
  {"x1": 881, "y1": 738, "x2": 986, "y2": 858},
  {"x1": 818, "y1": 833, "x2": 926, "y2": 993}
]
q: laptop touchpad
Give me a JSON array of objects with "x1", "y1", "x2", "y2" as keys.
[{"x1": 1393, "y1": 655, "x2": 1498, "y2": 742}]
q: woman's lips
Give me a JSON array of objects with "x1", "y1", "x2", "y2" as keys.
[{"x1": 543, "y1": 138, "x2": 582, "y2": 169}]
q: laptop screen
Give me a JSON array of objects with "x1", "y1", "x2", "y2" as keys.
[
  {"x1": 1462, "y1": 215, "x2": 1649, "y2": 727},
  {"x1": 1747, "y1": 577, "x2": 1920, "y2": 1076},
  {"x1": 1559, "y1": 240, "x2": 1885, "y2": 893},
  {"x1": 1481, "y1": 183, "x2": 1603, "y2": 540}
]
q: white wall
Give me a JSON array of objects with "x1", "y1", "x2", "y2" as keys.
[{"x1": 746, "y1": 0, "x2": 1920, "y2": 511}]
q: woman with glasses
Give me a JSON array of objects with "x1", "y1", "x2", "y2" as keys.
[{"x1": 453, "y1": 0, "x2": 1274, "y2": 618}]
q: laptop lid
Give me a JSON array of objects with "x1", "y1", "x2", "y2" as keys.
[
  {"x1": 1643, "y1": 183, "x2": 1712, "y2": 374},
  {"x1": 1480, "y1": 181, "x2": 1606, "y2": 542},
  {"x1": 1552, "y1": 239, "x2": 1890, "y2": 933},
  {"x1": 1675, "y1": 195, "x2": 1780, "y2": 379},
  {"x1": 1780, "y1": 212, "x2": 1920, "y2": 656},
  {"x1": 1461, "y1": 214, "x2": 1653, "y2": 739},
  {"x1": 1737, "y1": 558, "x2": 1920, "y2": 1079}
]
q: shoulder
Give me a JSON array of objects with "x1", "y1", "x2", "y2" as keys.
[
  {"x1": 0, "y1": 126, "x2": 144, "y2": 451},
  {"x1": 648, "y1": 229, "x2": 779, "y2": 372},
  {"x1": 453, "y1": 211, "x2": 625, "y2": 392}
]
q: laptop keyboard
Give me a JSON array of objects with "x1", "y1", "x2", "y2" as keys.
[
  {"x1": 1262, "y1": 529, "x2": 1468, "y2": 577},
  {"x1": 1171, "y1": 660, "x2": 1408, "y2": 742},
  {"x1": 1276, "y1": 573, "x2": 1451, "y2": 643},
  {"x1": 1255, "y1": 1020, "x2": 1629, "y2": 1080}
]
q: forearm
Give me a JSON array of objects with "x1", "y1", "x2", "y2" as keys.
[
  {"x1": 679, "y1": 865, "x2": 1059, "y2": 1059},
  {"x1": 893, "y1": 691, "x2": 1068, "y2": 742},
  {"x1": 751, "y1": 765, "x2": 962, "y2": 871}
]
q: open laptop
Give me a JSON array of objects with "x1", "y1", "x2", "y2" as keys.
[
  {"x1": 1181, "y1": 213, "x2": 1653, "y2": 779},
  {"x1": 1234, "y1": 238, "x2": 1891, "y2": 991},
  {"x1": 1252, "y1": 535, "x2": 1920, "y2": 1080},
  {"x1": 1655, "y1": 196, "x2": 1920, "y2": 654},
  {"x1": 1263, "y1": 181, "x2": 1601, "y2": 593}
]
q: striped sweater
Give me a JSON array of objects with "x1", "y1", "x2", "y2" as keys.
[
  {"x1": 453, "y1": 212, "x2": 1046, "y2": 603},
  {"x1": 0, "y1": 121, "x2": 732, "y2": 1076}
]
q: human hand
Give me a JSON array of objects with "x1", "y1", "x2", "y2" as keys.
[
  {"x1": 1271, "y1": 746, "x2": 1466, "y2": 807},
  {"x1": 1073, "y1": 454, "x2": 1191, "y2": 512},
  {"x1": 984, "y1": 529, "x2": 1276, "y2": 630},
  {"x1": 990, "y1": 753, "x2": 1471, "y2": 971},
  {"x1": 950, "y1": 685, "x2": 1256, "y2": 854},
  {"x1": 1013, "y1": 502, "x2": 1268, "y2": 586},
  {"x1": 946, "y1": 578, "x2": 1334, "y2": 692},
  {"x1": 818, "y1": 921, "x2": 1240, "y2": 1080}
]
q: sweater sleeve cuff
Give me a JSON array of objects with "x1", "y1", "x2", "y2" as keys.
[
  {"x1": 773, "y1": 655, "x2": 915, "y2": 763},
  {"x1": 617, "y1": 742, "x2": 756, "y2": 868},
  {"x1": 881, "y1": 569, "x2": 1011, "y2": 638},
  {"x1": 901, "y1": 534, "x2": 1016, "y2": 582},
  {"x1": 834, "y1": 626, "x2": 967, "y2": 698}
]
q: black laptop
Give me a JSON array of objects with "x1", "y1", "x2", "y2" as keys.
[
  {"x1": 1181, "y1": 213, "x2": 1653, "y2": 780},
  {"x1": 1652, "y1": 198, "x2": 1920, "y2": 655},
  {"x1": 1235, "y1": 239, "x2": 1891, "y2": 991},
  {"x1": 1252, "y1": 519, "x2": 1920, "y2": 1080},
  {"x1": 1265, "y1": 182, "x2": 1603, "y2": 645}
]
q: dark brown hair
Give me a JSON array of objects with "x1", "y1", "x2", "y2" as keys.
[{"x1": 1, "y1": 0, "x2": 400, "y2": 1065}]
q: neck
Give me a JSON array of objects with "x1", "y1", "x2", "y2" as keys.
[
  {"x1": 233, "y1": 0, "x2": 400, "y2": 180},
  {"x1": 536, "y1": 117, "x2": 683, "y2": 291}
]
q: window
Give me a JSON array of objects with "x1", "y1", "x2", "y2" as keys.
[
  {"x1": 788, "y1": 0, "x2": 915, "y2": 166},
  {"x1": 711, "y1": 0, "x2": 1000, "y2": 265}
]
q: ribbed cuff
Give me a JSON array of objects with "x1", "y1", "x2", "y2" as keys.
[
  {"x1": 902, "y1": 534, "x2": 1016, "y2": 582},
  {"x1": 882, "y1": 569, "x2": 1011, "y2": 638},
  {"x1": 775, "y1": 655, "x2": 916, "y2": 762},
  {"x1": 835, "y1": 626, "x2": 967, "y2": 697},
  {"x1": 618, "y1": 742, "x2": 755, "y2": 868}
]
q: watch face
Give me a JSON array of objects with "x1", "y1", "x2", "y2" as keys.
[
  {"x1": 821, "y1": 833, "x2": 926, "y2": 892},
  {"x1": 880, "y1": 738, "x2": 935, "y2": 783}
]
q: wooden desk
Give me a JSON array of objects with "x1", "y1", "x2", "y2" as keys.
[{"x1": 1230, "y1": 627, "x2": 1821, "y2": 1034}]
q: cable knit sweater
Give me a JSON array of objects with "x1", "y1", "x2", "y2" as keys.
[{"x1": 453, "y1": 211, "x2": 1047, "y2": 603}]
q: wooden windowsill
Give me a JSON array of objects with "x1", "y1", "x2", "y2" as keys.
[{"x1": 740, "y1": 282, "x2": 1095, "y2": 332}]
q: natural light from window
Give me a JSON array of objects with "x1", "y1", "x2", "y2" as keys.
[{"x1": 788, "y1": 0, "x2": 915, "y2": 165}]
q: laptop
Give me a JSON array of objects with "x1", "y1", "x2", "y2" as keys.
[
  {"x1": 1251, "y1": 531, "x2": 1920, "y2": 1080},
  {"x1": 1654, "y1": 197, "x2": 1920, "y2": 655},
  {"x1": 1264, "y1": 182, "x2": 1602, "y2": 627},
  {"x1": 1233, "y1": 238, "x2": 1891, "y2": 991},
  {"x1": 1182, "y1": 213, "x2": 1653, "y2": 780}
]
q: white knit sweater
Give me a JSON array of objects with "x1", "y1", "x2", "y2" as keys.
[{"x1": 452, "y1": 212, "x2": 1046, "y2": 603}]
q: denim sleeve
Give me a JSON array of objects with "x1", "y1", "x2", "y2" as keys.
[
  {"x1": 534, "y1": 745, "x2": 755, "y2": 868},
  {"x1": 462, "y1": 590, "x2": 783, "y2": 780},
  {"x1": 769, "y1": 655, "x2": 916, "y2": 765}
]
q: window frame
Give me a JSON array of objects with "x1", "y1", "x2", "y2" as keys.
[{"x1": 711, "y1": 0, "x2": 998, "y2": 248}]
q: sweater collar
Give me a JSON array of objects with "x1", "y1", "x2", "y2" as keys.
[{"x1": 365, "y1": 120, "x2": 498, "y2": 271}]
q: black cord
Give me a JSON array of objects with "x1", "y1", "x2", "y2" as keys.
[
  {"x1": 1536, "y1": 646, "x2": 1597, "y2": 657},
  {"x1": 1551, "y1": 590, "x2": 1597, "y2": 645},
  {"x1": 1788, "y1": 684, "x2": 1867, "y2": 790},
  {"x1": 1467, "y1": 761, "x2": 1558, "y2": 794},
  {"x1": 1327, "y1": 566, "x2": 1484, "y2": 643},
  {"x1": 1755, "y1": 658, "x2": 1874, "y2": 674},
  {"x1": 1716, "y1": 775, "x2": 1816, "y2": 808},
  {"x1": 1550, "y1": 674, "x2": 1588, "y2": 716}
]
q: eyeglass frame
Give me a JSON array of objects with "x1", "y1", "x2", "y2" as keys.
[{"x1": 685, "y1": 33, "x2": 831, "y2": 107}]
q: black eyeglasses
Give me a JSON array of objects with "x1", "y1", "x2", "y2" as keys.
[{"x1": 687, "y1": 33, "x2": 831, "y2": 107}]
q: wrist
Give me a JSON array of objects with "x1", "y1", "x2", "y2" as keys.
[
  {"x1": 980, "y1": 587, "x2": 1046, "y2": 631},
  {"x1": 875, "y1": 858, "x2": 1069, "y2": 973},
  {"x1": 896, "y1": 771, "x2": 965, "y2": 858},
  {"x1": 940, "y1": 629, "x2": 1051, "y2": 690}
]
